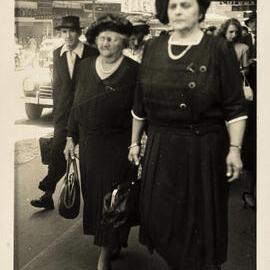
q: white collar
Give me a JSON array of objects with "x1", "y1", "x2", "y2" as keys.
[{"x1": 60, "y1": 41, "x2": 84, "y2": 58}]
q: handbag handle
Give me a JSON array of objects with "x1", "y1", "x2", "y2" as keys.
[
  {"x1": 242, "y1": 72, "x2": 250, "y2": 87},
  {"x1": 66, "y1": 157, "x2": 79, "y2": 180}
]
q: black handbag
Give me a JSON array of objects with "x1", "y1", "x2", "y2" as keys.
[
  {"x1": 39, "y1": 133, "x2": 53, "y2": 165},
  {"x1": 102, "y1": 166, "x2": 140, "y2": 229},
  {"x1": 58, "y1": 157, "x2": 81, "y2": 219}
]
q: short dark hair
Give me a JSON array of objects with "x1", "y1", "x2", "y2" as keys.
[
  {"x1": 218, "y1": 18, "x2": 242, "y2": 43},
  {"x1": 155, "y1": 0, "x2": 211, "y2": 25}
]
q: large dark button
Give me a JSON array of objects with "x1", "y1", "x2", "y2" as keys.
[
  {"x1": 179, "y1": 103, "x2": 187, "y2": 110},
  {"x1": 199, "y1": 65, "x2": 207, "y2": 72},
  {"x1": 188, "y1": 82, "x2": 196, "y2": 89}
]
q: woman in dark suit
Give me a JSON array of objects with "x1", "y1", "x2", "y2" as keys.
[
  {"x1": 64, "y1": 14, "x2": 139, "y2": 270},
  {"x1": 128, "y1": 1, "x2": 247, "y2": 269}
]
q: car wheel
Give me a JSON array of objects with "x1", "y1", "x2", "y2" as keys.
[{"x1": 25, "y1": 103, "x2": 43, "y2": 120}]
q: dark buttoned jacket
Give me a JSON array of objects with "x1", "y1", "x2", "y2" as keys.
[{"x1": 52, "y1": 43, "x2": 99, "y2": 129}]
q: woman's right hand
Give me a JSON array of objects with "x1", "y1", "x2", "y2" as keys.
[
  {"x1": 64, "y1": 137, "x2": 75, "y2": 160},
  {"x1": 128, "y1": 145, "x2": 141, "y2": 166}
]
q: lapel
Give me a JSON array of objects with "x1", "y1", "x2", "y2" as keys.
[
  {"x1": 59, "y1": 49, "x2": 71, "y2": 82},
  {"x1": 58, "y1": 44, "x2": 86, "y2": 81},
  {"x1": 72, "y1": 45, "x2": 86, "y2": 81}
]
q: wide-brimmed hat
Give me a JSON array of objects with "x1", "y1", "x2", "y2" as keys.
[
  {"x1": 244, "y1": 11, "x2": 256, "y2": 26},
  {"x1": 55, "y1": 16, "x2": 82, "y2": 31},
  {"x1": 86, "y1": 14, "x2": 133, "y2": 45}
]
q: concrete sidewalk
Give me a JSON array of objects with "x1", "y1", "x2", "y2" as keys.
[{"x1": 15, "y1": 156, "x2": 255, "y2": 270}]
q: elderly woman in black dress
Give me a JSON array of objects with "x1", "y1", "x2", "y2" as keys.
[
  {"x1": 128, "y1": 1, "x2": 247, "y2": 270},
  {"x1": 64, "y1": 14, "x2": 139, "y2": 270}
]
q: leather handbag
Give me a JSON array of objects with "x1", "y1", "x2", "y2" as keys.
[
  {"x1": 102, "y1": 165, "x2": 140, "y2": 229},
  {"x1": 58, "y1": 157, "x2": 81, "y2": 219},
  {"x1": 243, "y1": 73, "x2": 253, "y2": 101},
  {"x1": 39, "y1": 133, "x2": 53, "y2": 165}
]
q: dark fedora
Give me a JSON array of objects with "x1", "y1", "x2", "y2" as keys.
[
  {"x1": 244, "y1": 11, "x2": 256, "y2": 26},
  {"x1": 85, "y1": 14, "x2": 133, "y2": 45},
  {"x1": 55, "y1": 16, "x2": 83, "y2": 31}
]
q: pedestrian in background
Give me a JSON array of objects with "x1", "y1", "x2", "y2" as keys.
[
  {"x1": 218, "y1": 18, "x2": 249, "y2": 74},
  {"x1": 128, "y1": 0, "x2": 247, "y2": 269},
  {"x1": 31, "y1": 16, "x2": 98, "y2": 209},
  {"x1": 64, "y1": 14, "x2": 139, "y2": 270},
  {"x1": 241, "y1": 11, "x2": 257, "y2": 209},
  {"x1": 123, "y1": 16, "x2": 150, "y2": 63},
  {"x1": 241, "y1": 25, "x2": 253, "y2": 53}
]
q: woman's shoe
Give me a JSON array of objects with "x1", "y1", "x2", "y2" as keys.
[{"x1": 242, "y1": 192, "x2": 256, "y2": 209}]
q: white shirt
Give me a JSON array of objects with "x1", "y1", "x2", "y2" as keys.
[{"x1": 60, "y1": 41, "x2": 84, "y2": 79}]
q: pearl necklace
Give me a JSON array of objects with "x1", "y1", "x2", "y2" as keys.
[
  {"x1": 96, "y1": 55, "x2": 124, "y2": 74},
  {"x1": 167, "y1": 35, "x2": 192, "y2": 60}
]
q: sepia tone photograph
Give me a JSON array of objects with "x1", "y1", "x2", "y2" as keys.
[{"x1": 2, "y1": 0, "x2": 269, "y2": 270}]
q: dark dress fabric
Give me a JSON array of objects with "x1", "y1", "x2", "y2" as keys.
[
  {"x1": 67, "y1": 56, "x2": 139, "y2": 248},
  {"x1": 39, "y1": 44, "x2": 99, "y2": 192},
  {"x1": 133, "y1": 34, "x2": 246, "y2": 270}
]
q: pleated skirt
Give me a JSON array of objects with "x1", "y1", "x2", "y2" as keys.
[
  {"x1": 79, "y1": 131, "x2": 131, "y2": 248},
  {"x1": 139, "y1": 124, "x2": 229, "y2": 270}
]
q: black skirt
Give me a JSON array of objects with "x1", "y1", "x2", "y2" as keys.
[
  {"x1": 79, "y1": 131, "x2": 131, "y2": 248},
  {"x1": 139, "y1": 124, "x2": 229, "y2": 269}
]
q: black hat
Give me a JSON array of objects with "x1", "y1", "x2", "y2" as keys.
[
  {"x1": 244, "y1": 11, "x2": 256, "y2": 26},
  {"x1": 128, "y1": 16, "x2": 150, "y2": 35},
  {"x1": 55, "y1": 16, "x2": 82, "y2": 31},
  {"x1": 85, "y1": 14, "x2": 133, "y2": 45}
]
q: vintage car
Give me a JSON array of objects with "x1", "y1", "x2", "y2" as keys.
[
  {"x1": 21, "y1": 38, "x2": 63, "y2": 120},
  {"x1": 22, "y1": 65, "x2": 53, "y2": 120}
]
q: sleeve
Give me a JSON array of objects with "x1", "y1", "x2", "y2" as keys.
[
  {"x1": 66, "y1": 106, "x2": 79, "y2": 144},
  {"x1": 66, "y1": 62, "x2": 83, "y2": 144},
  {"x1": 217, "y1": 40, "x2": 248, "y2": 122},
  {"x1": 132, "y1": 72, "x2": 147, "y2": 120},
  {"x1": 241, "y1": 44, "x2": 250, "y2": 69},
  {"x1": 131, "y1": 42, "x2": 151, "y2": 120}
]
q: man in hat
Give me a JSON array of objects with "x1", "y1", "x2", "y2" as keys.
[{"x1": 31, "y1": 16, "x2": 98, "y2": 209}]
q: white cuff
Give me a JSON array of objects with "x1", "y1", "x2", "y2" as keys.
[
  {"x1": 226, "y1": 115, "x2": 248, "y2": 124},
  {"x1": 131, "y1": 110, "x2": 146, "y2": 121}
]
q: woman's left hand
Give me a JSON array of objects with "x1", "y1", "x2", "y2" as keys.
[{"x1": 226, "y1": 148, "x2": 243, "y2": 182}]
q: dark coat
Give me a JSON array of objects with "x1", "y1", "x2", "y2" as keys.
[{"x1": 52, "y1": 44, "x2": 99, "y2": 129}]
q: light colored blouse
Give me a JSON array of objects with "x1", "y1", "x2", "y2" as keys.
[{"x1": 234, "y1": 42, "x2": 249, "y2": 69}]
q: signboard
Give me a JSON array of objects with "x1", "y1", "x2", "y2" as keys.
[
  {"x1": 36, "y1": 0, "x2": 53, "y2": 19},
  {"x1": 84, "y1": 3, "x2": 121, "y2": 13},
  {"x1": 121, "y1": 0, "x2": 154, "y2": 14},
  {"x1": 218, "y1": 1, "x2": 256, "y2": 4}
]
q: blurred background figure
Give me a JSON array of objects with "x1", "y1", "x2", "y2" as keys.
[
  {"x1": 218, "y1": 18, "x2": 249, "y2": 73},
  {"x1": 123, "y1": 16, "x2": 150, "y2": 63},
  {"x1": 241, "y1": 25, "x2": 253, "y2": 54},
  {"x1": 204, "y1": 25, "x2": 217, "y2": 35},
  {"x1": 241, "y1": 11, "x2": 257, "y2": 209}
]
